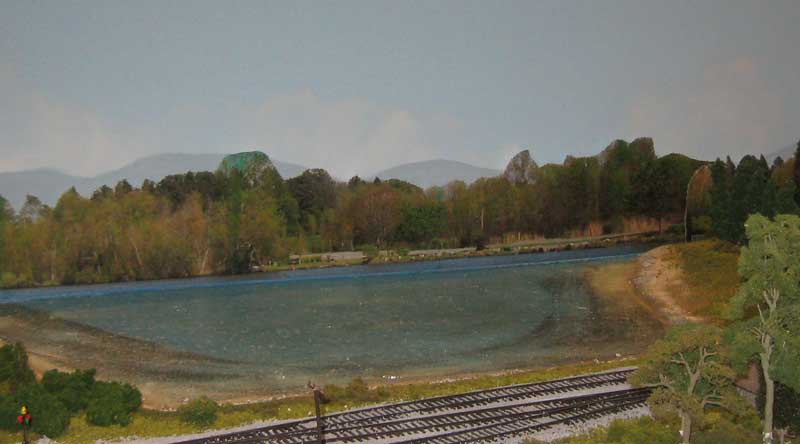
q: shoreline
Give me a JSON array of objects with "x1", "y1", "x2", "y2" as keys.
[
  {"x1": 631, "y1": 244, "x2": 705, "y2": 324},
  {"x1": 0, "y1": 231, "x2": 670, "y2": 292}
]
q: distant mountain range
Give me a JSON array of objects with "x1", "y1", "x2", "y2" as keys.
[
  {"x1": 370, "y1": 159, "x2": 500, "y2": 189},
  {"x1": 0, "y1": 153, "x2": 307, "y2": 209},
  {"x1": 0, "y1": 154, "x2": 501, "y2": 209}
]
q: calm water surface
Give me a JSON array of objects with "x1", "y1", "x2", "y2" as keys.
[{"x1": 2, "y1": 245, "x2": 659, "y2": 392}]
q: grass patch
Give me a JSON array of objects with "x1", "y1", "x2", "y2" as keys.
[
  {"x1": 671, "y1": 239, "x2": 740, "y2": 321},
  {"x1": 40, "y1": 359, "x2": 640, "y2": 444}
]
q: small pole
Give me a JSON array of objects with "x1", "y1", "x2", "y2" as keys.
[
  {"x1": 314, "y1": 389, "x2": 324, "y2": 444},
  {"x1": 308, "y1": 382, "x2": 324, "y2": 444}
]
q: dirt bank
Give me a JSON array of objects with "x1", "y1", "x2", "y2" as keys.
[
  {"x1": 585, "y1": 244, "x2": 707, "y2": 327},
  {"x1": 632, "y1": 245, "x2": 704, "y2": 324},
  {"x1": 0, "y1": 304, "x2": 254, "y2": 409}
]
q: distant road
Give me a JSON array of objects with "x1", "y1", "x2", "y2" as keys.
[{"x1": 169, "y1": 368, "x2": 648, "y2": 444}]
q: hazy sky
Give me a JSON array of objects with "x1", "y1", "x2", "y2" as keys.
[{"x1": 1, "y1": 1, "x2": 798, "y2": 178}]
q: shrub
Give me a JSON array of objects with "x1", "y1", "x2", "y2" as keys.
[
  {"x1": 692, "y1": 215, "x2": 712, "y2": 234},
  {"x1": 41, "y1": 369, "x2": 97, "y2": 413},
  {"x1": 694, "y1": 418, "x2": 760, "y2": 444},
  {"x1": 0, "y1": 394, "x2": 18, "y2": 430},
  {"x1": 356, "y1": 245, "x2": 379, "y2": 259},
  {"x1": 0, "y1": 343, "x2": 35, "y2": 395},
  {"x1": 178, "y1": 396, "x2": 220, "y2": 427},
  {"x1": 322, "y1": 378, "x2": 388, "y2": 405},
  {"x1": 604, "y1": 417, "x2": 675, "y2": 444},
  {"x1": 85, "y1": 381, "x2": 141, "y2": 426},
  {"x1": 13, "y1": 384, "x2": 71, "y2": 437},
  {"x1": 666, "y1": 223, "x2": 685, "y2": 235}
]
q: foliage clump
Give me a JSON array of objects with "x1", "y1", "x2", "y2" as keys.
[
  {"x1": 178, "y1": 396, "x2": 220, "y2": 427},
  {"x1": 86, "y1": 381, "x2": 142, "y2": 426},
  {"x1": 629, "y1": 324, "x2": 744, "y2": 443},
  {"x1": 0, "y1": 343, "x2": 142, "y2": 437}
]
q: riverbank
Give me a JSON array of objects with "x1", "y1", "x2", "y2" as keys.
[
  {"x1": 0, "y1": 304, "x2": 252, "y2": 409},
  {"x1": 0, "y1": 230, "x2": 672, "y2": 291}
]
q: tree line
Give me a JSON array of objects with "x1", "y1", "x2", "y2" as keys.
[
  {"x1": 0, "y1": 138, "x2": 706, "y2": 288},
  {"x1": 702, "y1": 141, "x2": 800, "y2": 243}
]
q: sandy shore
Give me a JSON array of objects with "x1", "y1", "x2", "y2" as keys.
[
  {"x1": 0, "y1": 304, "x2": 255, "y2": 409},
  {"x1": 631, "y1": 245, "x2": 704, "y2": 324},
  {"x1": 585, "y1": 244, "x2": 702, "y2": 326}
]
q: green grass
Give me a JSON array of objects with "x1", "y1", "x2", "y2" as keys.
[
  {"x1": 671, "y1": 239, "x2": 740, "y2": 321},
  {"x1": 12, "y1": 359, "x2": 640, "y2": 444}
]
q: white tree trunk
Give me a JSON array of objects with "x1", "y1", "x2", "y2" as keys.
[
  {"x1": 680, "y1": 410, "x2": 692, "y2": 444},
  {"x1": 761, "y1": 341, "x2": 775, "y2": 443}
]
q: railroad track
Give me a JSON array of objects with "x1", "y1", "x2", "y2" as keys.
[{"x1": 174, "y1": 367, "x2": 647, "y2": 444}]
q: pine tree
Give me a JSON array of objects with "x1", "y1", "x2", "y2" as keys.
[
  {"x1": 794, "y1": 140, "x2": 800, "y2": 204},
  {"x1": 710, "y1": 159, "x2": 737, "y2": 242}
]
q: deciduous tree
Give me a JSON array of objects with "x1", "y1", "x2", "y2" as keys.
[
  {"x1": 726, "y1": 214, "x2": 800, "y2": 443},
  {"x1": 629, "y1": 324, "x2": 739, "y2": 444}
]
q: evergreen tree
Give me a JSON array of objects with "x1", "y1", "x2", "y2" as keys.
[
  {"x1": 776, "y1": 182, "x2": 800, "y2": 215},
  {"x1": 794, "y1": 140, "x2": 800, "y2": 204},
  {"x1": 710, "y1": 159, "x2": 736, "y2": 242}
]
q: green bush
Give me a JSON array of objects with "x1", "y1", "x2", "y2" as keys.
[
  {"x1": 85, "y1": 381, "x2": 141, "y2": 426},
  {"x1": 0, "y1": 394, "x2": 18, "y2": 430},
  {"x1": 692, "y1": 215, "x2": 713, "y2": 234},
  {"x1": 0, "y1": 343, "x2": 35, "y2": 395},
  {"x1": 178, "y1": 396, "x2": 220, "y2": 427},
  {"x1": 603, "y1": 417, "x2": 676, "y2": 444},
  {"x1": 356, "y1": 244, "x2": 379, "y2": 259},
  {"x1": 0, "y1": 272, "x2": 18, "y2": 289},
  {"x1": 694, "y1": 419, "x2": 760, "y2": 444},
  {"x1": 41, "y1": 368, "x2": 97, "y2": 413},
  {"x1": 13, "y1": 384, "x2": 71, "y2": 437},
  {"x1": 665, "y1": 223, "x2": 684, "y2": 235},
  {"x1": 323, "y1": 378, "x2": 388, "y2": 404}
]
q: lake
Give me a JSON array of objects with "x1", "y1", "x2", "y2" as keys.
[{"x1": 0, "y1": 245, "x2": 662, "y2": 402}]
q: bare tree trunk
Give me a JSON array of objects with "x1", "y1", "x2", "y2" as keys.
[
  {"x1": 129, "y1": 235, "x2": 144, "y2": 270},
  {"x1": 199, "y1": 248, "x2": 209, "y2": 275},
  {"x1": 761, "y1": 339, "x2": 775, "y2": 443},
  {"x1": 680, "y1": 410, "x2": 692, "y2": 444},
  {"x1": 684, "y1": 167, "x2": 702, "y2": 243}
]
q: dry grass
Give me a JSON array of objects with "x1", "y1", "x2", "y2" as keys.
[{"x1": 670, "y1": 239, "x2": 740, "y2": 321}]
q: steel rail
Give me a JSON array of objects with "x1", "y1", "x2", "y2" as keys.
[{"x1": 172, "y1": 368, "x2": 640, "y2": 444}]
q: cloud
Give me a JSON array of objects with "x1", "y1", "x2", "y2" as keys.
[
  {"x1": 240, "y1": 90, "x2": 460, "y2": 179},
  {"x1": 628, "y1": 56, "x2": 786, "y2": 160},
  {"x1": 0, "y1": 65, "x2": 154, "y2": 176}
]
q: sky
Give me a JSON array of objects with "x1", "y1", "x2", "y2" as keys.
[{"x1": 1, "y1": 0, "x2": 798, "y2": 179}]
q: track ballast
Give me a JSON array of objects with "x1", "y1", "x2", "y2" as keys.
[{"x1": 174, "y1": 367, "x2": 647, "y2": 444}]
